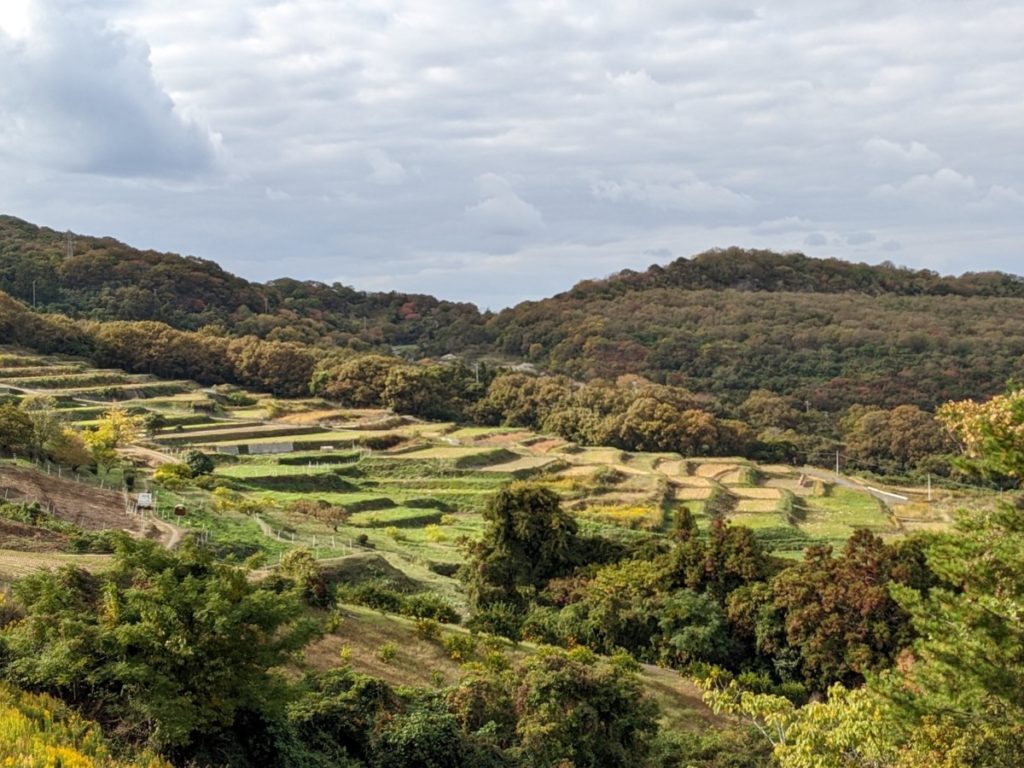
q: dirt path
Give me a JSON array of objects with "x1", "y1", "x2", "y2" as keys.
[
  {"x1": 802, "y1": 467, "x2": 909, "y2": 506},
  {"x1": 117, "y1": 445, "x2": 178, "y2": 467},
  {"x1": 148, "y1": 516, "x2": 185, "y2": 549}
]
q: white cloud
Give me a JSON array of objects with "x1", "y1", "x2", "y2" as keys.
[
  {"x1": 366, "y1": 149, "x2": 406, "y2": 185},
  {"x1": 465, "y1": 173, "x2": 544, "y2": 236},
  {"x1": 0, "y1": 0, "x2": 33, "y2": 39},
  {"x1": 872, "y1": 168, "x2": 977, "y2": 203},
  {"x1": 863, "y1": 137, "x2": 942, "y2": 169},
  {"x1": 592, "y1": 174, "x2": 753, "y2": 213},
  {"x1": 0, "y1": 0, "x2": 219, "y2": 178},
  {"x1": 1, "y1": 0, "x2": 1023, "y2": 305},
  {"x1": 752, "y1": 216, "x2": 814, "y2": 234}
]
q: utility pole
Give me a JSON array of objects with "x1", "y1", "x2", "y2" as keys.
[
  {"x1": 835, "y1": 450, "x2": 840, "y2": 477},
  {"x1": 927, "y1": 474, "x2": 932, "y2": 502}
]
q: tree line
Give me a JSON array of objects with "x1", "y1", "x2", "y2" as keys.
[
  {"x1": 4, "y1": 216, "x2": 1024, "y2": 411},
  {"x1": 0, "y1": 289, "x2": 968, "y2": 482}
]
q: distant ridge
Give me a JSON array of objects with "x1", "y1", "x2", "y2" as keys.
[
  {"x1": 559, "y1": 246, "x2": 1024, "y2": 301},
  {"x1": 3, "y1": 214, "x2": 1023, "y2": 409}
]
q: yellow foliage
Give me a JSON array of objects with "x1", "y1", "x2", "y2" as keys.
[
  {"x1": 0, "y1": 682, "x2": 170, "y2": 767},
  {"x1": 579, "y1": 503, "x2": 662, "y2": 530},
  {"x1": 938, "y1": 389, "x2": 1024, "y2": 476}
]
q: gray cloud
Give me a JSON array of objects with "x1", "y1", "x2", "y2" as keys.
[
  {"x1": 846, "y1": 231, "x2": 876, "y2": 245},
  {"x1": 0, "y1": 1, "x2": 219, "y2": 177},
  {"x1": 0, "y1": 0, "x2": 1022, "y2": 307}
]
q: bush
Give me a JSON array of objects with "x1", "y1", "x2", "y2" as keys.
[
  {"x1": 153, "y1": 462, "x2": 193, "y2": 489},
  {"x1": 338, "y1": 581, "x2": 406, "y2": 614},
  {"x1": 424, "y1": 524, "x2": 446, "y2": 543},
  {"x1": 403, "y1": 593, "x2": 460, "y2": 624},
  {"x1": 414, "y1": 619, "x2": 441, "y2": 641},
  {"x1": 467, "y1": 602, "x2": 524, "y2": 642},
  {"x1": 441, "y1": 633, "x2": 476, "y2": 662},
  {"x1": 377, "y1": 641, "x2": 398, "y2": 663},
  {"x1": 182, "y1": 449, "x2": 215, "y2": 476}
]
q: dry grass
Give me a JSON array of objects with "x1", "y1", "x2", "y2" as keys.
[
  {"x1": 694, "y1": 463, "x2": 742, "y2": 480},
  {"x1": 303, "y1": 605, "x2": 495, "y2": 688},
  {"x1": 672, "y1": 487, "x2": 714, "y2": 501},
  {"x1": 717, "y1": 469, "x2": 747, "y2": 484},
  {"x1": 578, "y1": 503, "x2": 664, "y2": 530},
  {"x1": 0, "y1": 549, "x2": 112, "y2": 581},
  {"x1": 734, "y1": 499, "x2": 779, "y2": 513},
  {"x1": 302, "y1": 606, "x2": 722, "y2": 731},
  {"x1": 480, "y1": 456, "x2": 558, "y2": 473},
  {"x1": 732, "y1": 487, "x2": 782, "y2": 500},
  {"x1": 557, "y1": 465, "x2": 600, "y2": 478}
]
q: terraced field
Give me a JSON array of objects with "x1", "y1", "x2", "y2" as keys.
[{"x1": 0, "y1": 345, "x2": 956, "y2": 584}]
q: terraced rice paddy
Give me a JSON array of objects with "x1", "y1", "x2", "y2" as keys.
[{"x1": 0, "y1": 344, "x2": 946, "y2": 580}]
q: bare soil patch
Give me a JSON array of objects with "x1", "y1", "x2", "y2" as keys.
[
  {"x1": 0, "y1": 518, "x2": 68, "y2": 551},
  {"x1": 0, "y1": 465, "x2": 148, "y2": 536}
]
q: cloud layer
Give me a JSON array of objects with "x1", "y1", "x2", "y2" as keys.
[{"x1": 1, "y1": 0, "x2": 1022, "y2": 308}]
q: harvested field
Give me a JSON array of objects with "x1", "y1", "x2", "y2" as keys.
[
  {"x1": 567, "y1": 448, "x2": 624, "y2": 465},
  {"x1": 479, "y1": 456, "x2": 557, "y2": 473},
  {"x1": 524, "y1": 438, "x2": 568, "y2": 454},
  {"x1": 159, "y1": 423, "x2": 323, "y2": 443},
  {"x1": 655, "y1": 459, "x2": 687, "y2": 476},
  {"x1": 760, "y1": 464, "x2": 802, "y2": 473},
  {"x1": 734, "y1": 499, "x2": 779, "y2": 513},
  {"x1": 671, "y1": 476, "x2": 715, "y2": 487},
  {"x1": 732, "y1": 487, "x2": 782, "y2": 500},
  {"x1": 671, "y1": 487, "x2": 714, "y2": 501},
  {"x1": 557, "y1": 465, "x2": 602, "y2": 478},
  {"x1": 694, "y1": 463, "x2": 742, "y2": 480},
  {"x1": 0, "y1": 550, "x2": 113, "y2": 581}
]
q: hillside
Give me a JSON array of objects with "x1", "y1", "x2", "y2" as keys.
[
  {"x1": 0, "y1": 215, "x2": 486, "y2": 348},
  {"x1": 0, "y1": 345, "x2": 1020, "y2": 767},
  {"x1": 4, "y1": 216, "x2": 1024, "y2": 410}
]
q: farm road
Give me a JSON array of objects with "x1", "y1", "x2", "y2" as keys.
[{"x1": 801, "y1": 467, "x2": 909, "y2": 506}]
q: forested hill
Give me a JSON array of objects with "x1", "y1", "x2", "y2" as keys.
[
  {"x1": 485, "y1": 279, "x2": 1024, "y2": 409},
  {"x1": 558, "y1": 247, "x2": 1024, "y2": 299},
  {"x1": 0, "y1": 215, "x2": 487, "y2": 348},
  {"x1": 4, "y1": 214, "x2": 1024, "y2": 409}
]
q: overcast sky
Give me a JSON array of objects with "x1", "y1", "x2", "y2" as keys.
[{"x1": 1, "y1": 0, "x2": 1022, "y2": 309}]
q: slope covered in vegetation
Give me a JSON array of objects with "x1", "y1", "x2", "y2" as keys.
[{"x1": 3, "y1": 216, "x2": 1024, "y2": 410}]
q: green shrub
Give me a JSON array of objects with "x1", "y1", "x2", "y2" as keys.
[
  {"x1": 414, "y1": 618, "x2": 441, "y2": 641},
  {"x1": 377, "y1": 641, "x2": 398, "y2": 663},
  {"x1": 441, "y1": 633, "x2": 476, "y2": 662},
  {"x1": 467, "y1": 602, "x2": 524, "y2": 642}
]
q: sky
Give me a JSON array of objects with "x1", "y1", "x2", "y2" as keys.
[{"x1": 1, "y1": 0, "x2": 1022, "y2": 310}]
